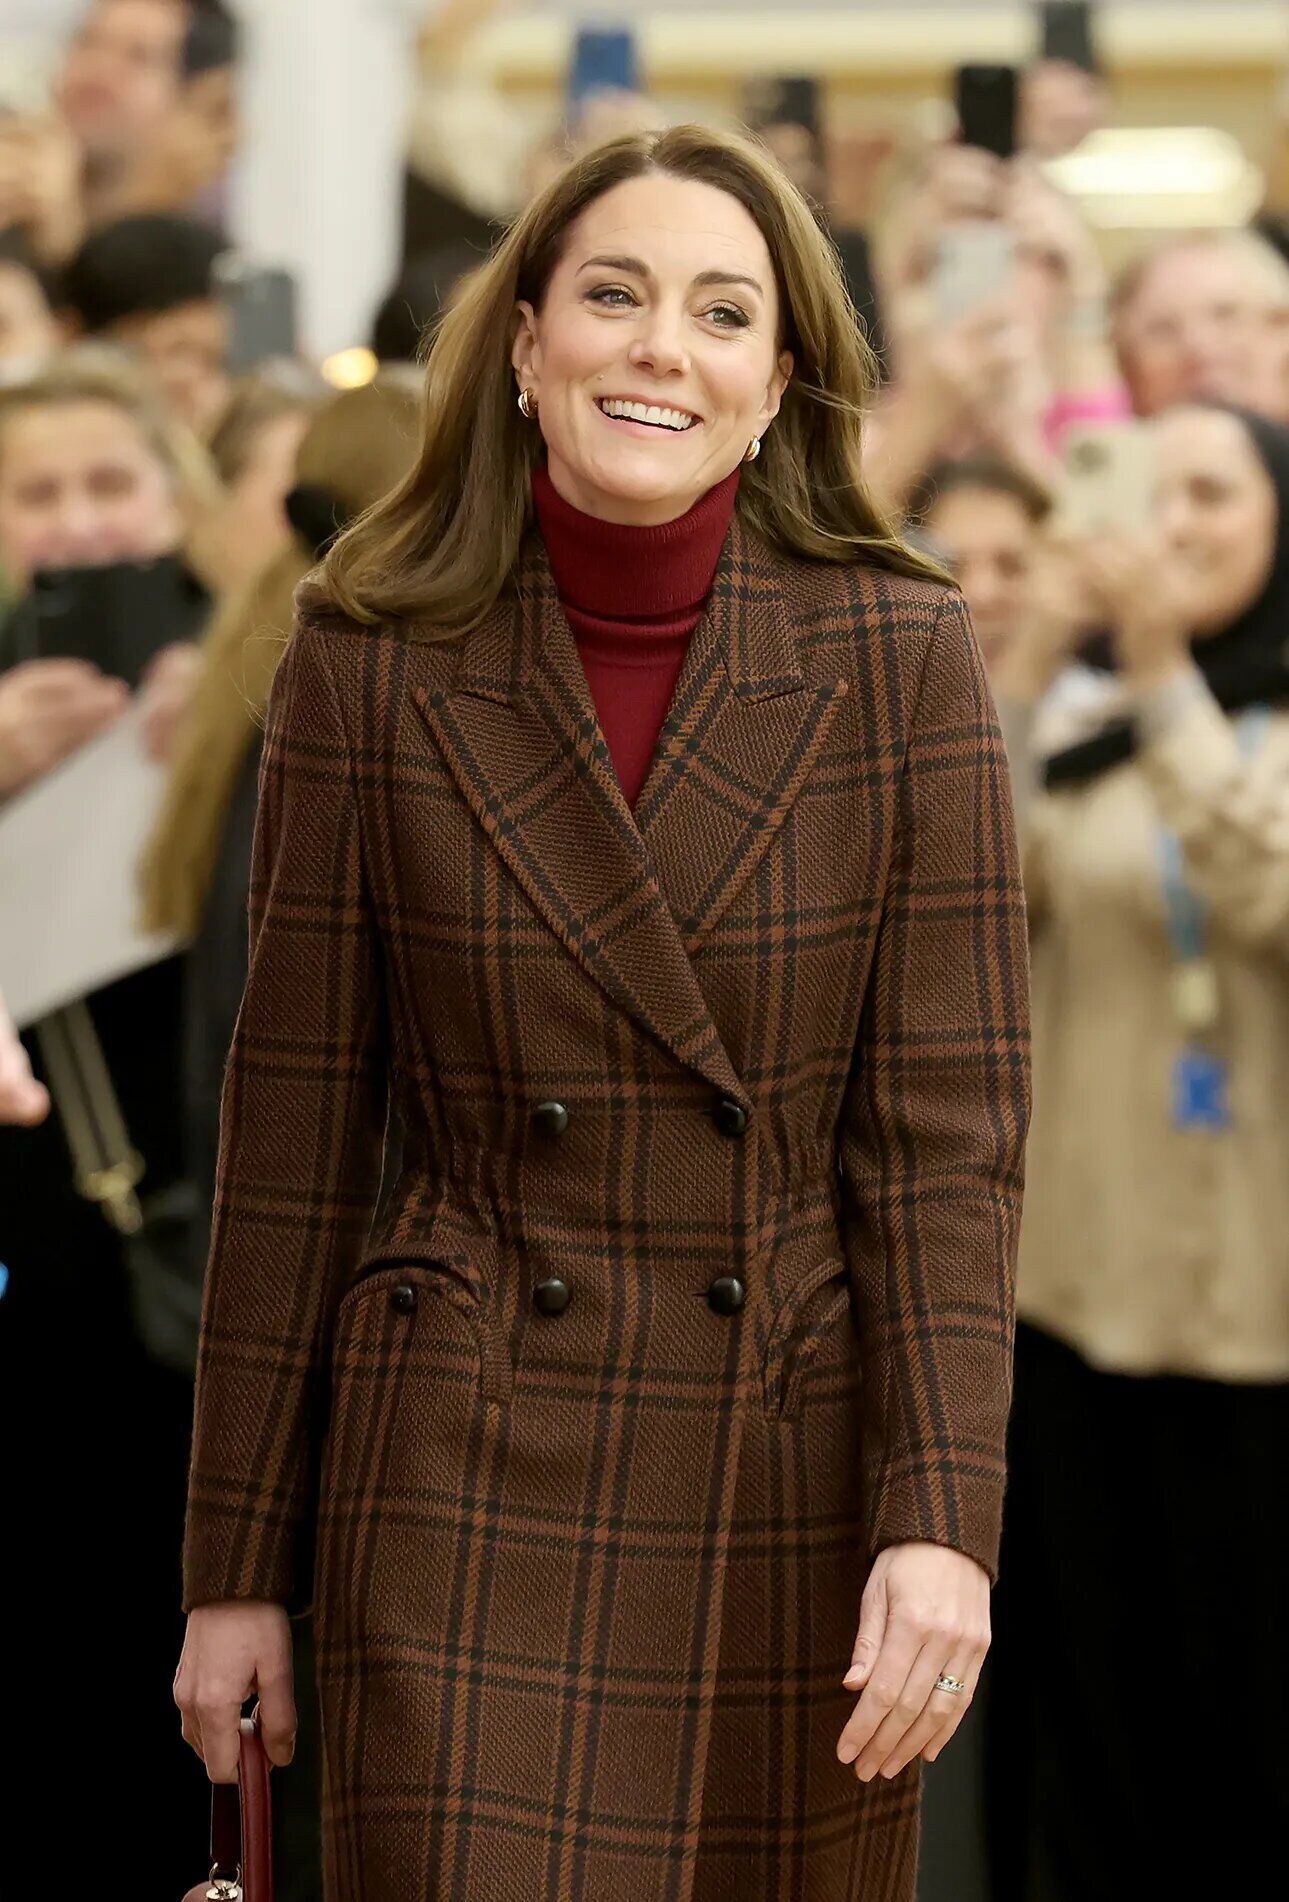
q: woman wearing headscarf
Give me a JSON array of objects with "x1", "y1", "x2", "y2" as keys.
[{"x1": 984, "y1": 403, "x2": 1289, "y2": 1901}]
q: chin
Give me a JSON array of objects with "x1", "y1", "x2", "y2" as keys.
[{"x1": 578, "y1": 452, "x2": 706, "y2": 508}]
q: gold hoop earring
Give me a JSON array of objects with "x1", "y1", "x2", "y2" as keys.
[
  {"x1": 518, "y1": 387, "x2": 538, "y2": 420},
  {"x1": 744, "y1": 436, "x2": 761, "y2": 462}
]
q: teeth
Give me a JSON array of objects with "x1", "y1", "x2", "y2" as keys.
[{"x1": 599, "y1": 398, "x2": 696, "y2": 431}]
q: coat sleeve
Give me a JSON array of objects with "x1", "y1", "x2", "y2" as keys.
[
  {"x1": 839, "y1": 591, "x2": 1032, "y2": 1583},
  {"x1": 182, "y1": 616, "x2": 389, "y2": 1614}
]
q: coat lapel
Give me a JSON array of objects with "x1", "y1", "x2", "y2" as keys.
[
  {"x1": 412, "y1": 518, "x2": 845, "y2": 1104},
  {"x1": 633, "y1": 517, "x2": 848, "y2": 952}
]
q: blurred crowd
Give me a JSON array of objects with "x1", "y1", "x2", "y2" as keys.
[{"x1": 2, "y1": 3, "x2": 1288, "y2": 1898}]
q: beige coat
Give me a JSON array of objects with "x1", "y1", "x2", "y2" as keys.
[{"x1": 1003, "y1": 665, "x2": 1289, "y2": 1381}]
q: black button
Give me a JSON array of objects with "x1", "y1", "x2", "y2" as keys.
[
  {"x1": 533, "y1": 1276, "x2": 571, "y2": 1316},
  {"x1": 712, "y1": 1097, "x2": 749, "y2": 1139},
  {"x1": 706, "y1": 1275, "x2": 746, "y2": 1316},
  {"x1": 389, "y1": 1282, "x2": 418, "y2": 1314},
  {"x1": 531, "y1": 1099, "x2": 570, "y2": 1138}
]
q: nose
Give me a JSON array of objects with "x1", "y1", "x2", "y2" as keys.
[{"x1": 628, "y1": 301, "x2": 690, "y2": 377}]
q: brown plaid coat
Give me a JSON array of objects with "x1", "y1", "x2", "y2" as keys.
[{"x1": 183, "y1": 516, "x2": 1030, "y2": 1902}]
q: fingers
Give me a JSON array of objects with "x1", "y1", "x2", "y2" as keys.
[
  {"x1": 836, "y1": 1615, "x2": 922, "y2": 1770},
  {"x1": 842, "y1": 1570, "x2": 888, "y2": 1695},
  {"x1": 255, "y1": 1663, "x2": 298, "y2": 1769},
  {"x1": 878, "y1": 1646, "x2": 984, "y2": 1778}
]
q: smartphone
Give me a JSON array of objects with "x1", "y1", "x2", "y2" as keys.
[
  {"x1": 954, "y1": 64, "x2": 1018, "y2": 160},
  {"x1": 213, "y1": 254, "x2": 298, "y2": 373},
  {"x1": 1040, "y1": 2, "x2": 1099, "y2": 72},
  {"x1": 743, "y1": 75, "x2": 822, "y2": 140},
  {"x1": 933, "y1": 221, "x2": 1015, "y2": 323},
  {"x1": 567, "y1": 28, "x2": 639, "y2": 112},
  {"x1": 1058, "y1": 423, "x2": 1157, "y2": 538},
  {"x1": 13, "y1": 557, "x2": 205, "y2": 690}
]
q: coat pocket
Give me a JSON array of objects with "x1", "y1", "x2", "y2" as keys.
[
  {"x1": 760, "y1": 1257, "x2": 856, "y2": 1419},
  {"x1": 332, "y1": 1259, "x2": 512, "y2": 1405}
]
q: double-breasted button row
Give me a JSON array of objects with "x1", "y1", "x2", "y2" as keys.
[
  {"x1": 529, "y1": 1274, "x2": 744, "y2": 1318},
  {"x1": 532, "y1": 1098, "x2": 750, "y2": 1141}
]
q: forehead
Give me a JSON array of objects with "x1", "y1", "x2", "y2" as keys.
[
  {"x1": 1154, "y1": 405, "x2": 1265, "y2": 474},
  {"x1": 929, "y1": 485, "x2": 1034, "y2": 540},
  {"x1": 1135, "y1": 244, "x2": 1270, "y2": 315},
  {"x1": 2, "y1": 399, "x2": 151, "y2": 469},
  {"x1": 88, "y1": 0, "x2": 186, "y2": 51},
  {"x1": 562, "y1": 173, "x2": 773, "y2": 277}
]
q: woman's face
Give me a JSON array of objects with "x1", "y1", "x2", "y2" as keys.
[
  {"x1": 1152, "y1": 406, "x2": 1278, "y2": 636},
  {"x1": 513, "y1": 172, "x2": 794, "y2": 525},
  {"x1": 0, "y1": 398, "x2": 184, "y2": 587},
  {"x1": 923, "y1": 484, "x2": 1038, "y2": 668}
]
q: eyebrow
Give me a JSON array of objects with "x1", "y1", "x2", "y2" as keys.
[{"x1": 576, "y1": 254, "x2": 765, "y2": 297}]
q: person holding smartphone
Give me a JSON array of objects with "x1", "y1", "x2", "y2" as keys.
[
  {"x1": 0, "y1": 345, "x2": 220, "y2": 1883},
  {"x1": 984, "y1": 403, "x2": 1289, "y2": 1899}
]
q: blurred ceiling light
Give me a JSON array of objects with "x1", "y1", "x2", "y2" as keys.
[
  {"x1": 1045, "y1": 128, "x2": 1264, "y2": 228},
  {"x1": 322, "y1": 346, "x2": 379, "y2": 390}
]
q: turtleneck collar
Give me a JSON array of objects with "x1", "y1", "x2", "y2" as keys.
[{"x1": 531, "y1": 460, "x2": 740, "y2": 622}]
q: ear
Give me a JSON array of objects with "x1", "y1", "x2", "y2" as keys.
[
  {"x1": 512, "y1": 299, "x2": 540, "y2": 395},
  {"x1": 758, "y1": 348, "x2": 794, "y2": 430}
]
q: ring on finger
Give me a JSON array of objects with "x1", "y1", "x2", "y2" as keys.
[{"x1": 934, "y1": 1673, "x2": 967, "y2": 1695}]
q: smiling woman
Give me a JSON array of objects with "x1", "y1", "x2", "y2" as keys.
[
  {"x1": 177, "y1": 122, "x2": 1031, "y2": 1902},
  {"x1": 297, "y1": 121, "x2": 935, "y2": 629}
]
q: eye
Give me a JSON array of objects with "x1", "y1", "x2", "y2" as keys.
[
  {"x1": 586, "y1": 284, "x2": 637, "y2": 310},
  {"x1": 703, "y1": 303, "x2": 751, "y2": 330}
]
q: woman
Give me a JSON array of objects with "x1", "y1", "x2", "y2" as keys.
[
  {"x1": 175, "y1": 126, "x2": 1031, "y2": 1902},
  {"x1": 195, "y1": 365, "x2": 328, "y2": 595},
  {"x1": 985, "y1": 403, "x2": 1289, "y2": 1900},
  {"x1": 143, "y1": 372, "x2": 421, "y2": 1902},
  {"x1": 0, "y1": 349, "x2": 223, "y2": 1884}
]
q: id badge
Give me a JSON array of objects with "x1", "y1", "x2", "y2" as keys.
[{"x1": 1172, "y1": 1048, "x2": 1231, "y2": 1132}]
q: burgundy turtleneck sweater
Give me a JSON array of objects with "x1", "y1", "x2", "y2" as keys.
[{"x1": 531, "y1": 461, "x2": 740, "y2": 809}]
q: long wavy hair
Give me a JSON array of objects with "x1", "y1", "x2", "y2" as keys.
[
  {"x1": 298, "y1": 122, "x2": 941, "y2": 634},
  {"x1": 139, "y1": 373, "x2": 422, "y2": 940}
]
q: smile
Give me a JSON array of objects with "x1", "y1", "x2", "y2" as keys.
[{"x1": 595, "y1": 397, "x2": 699, "y2": 432}]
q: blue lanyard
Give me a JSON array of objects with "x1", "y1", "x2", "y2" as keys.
[{"x1": 1157, "y1": 704, "x2": 1270, "y2": 961}]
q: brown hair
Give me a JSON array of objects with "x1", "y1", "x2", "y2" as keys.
[
  {"x1": 205, "y1": 363, "x2": 327, "y2": 486},
  {"x1": 917, "y1": 453, "x2": 1053, "y2": 528},
  {"x1": 139, "y1": 372, "x2": 422, "y2": 940},
  {"x1": 299, "y1": 122, "x2": 941, "y2": 633}
]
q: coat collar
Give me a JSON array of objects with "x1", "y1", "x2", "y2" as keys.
[{"x1": 413, "y1": 514, "x2": 847, "y2": 1105}]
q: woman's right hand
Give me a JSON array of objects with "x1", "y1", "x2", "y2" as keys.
[
  {"x1": 174, "y1": 1601, "x2": 298, "y2": 1783},
  {"x1": 0, "y1": 658, "x2": 129, "y2": 798}
]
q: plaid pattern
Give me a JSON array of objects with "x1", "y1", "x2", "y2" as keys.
[{"x1": 183, "y1": 518, "x2": 1030, "y2": 1901}]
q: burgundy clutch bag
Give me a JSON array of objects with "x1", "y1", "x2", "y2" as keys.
[{"x1": 181, "y1": 1714, "x2": 274, "y2": 1902}]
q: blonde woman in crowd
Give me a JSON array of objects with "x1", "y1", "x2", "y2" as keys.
[
  {"x1": 984, "y1": 402, "x2": 1289, "y2": 1901},
  {"x1": 0, "y1": 345, "x2": 225, "y2": 1882}
]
